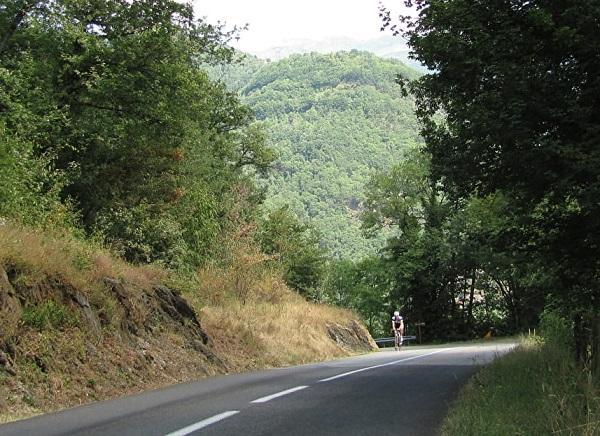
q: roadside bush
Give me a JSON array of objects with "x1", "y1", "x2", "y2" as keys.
[
  {"x1": 94, "y1": 204, "x2": 188, "y2": 268},
  {"x1": 538, "y1": 309, "x2": 571, "y2": 349},
  {"x1": 0, "y1": 126, "x2": 76, "y2": 231}
]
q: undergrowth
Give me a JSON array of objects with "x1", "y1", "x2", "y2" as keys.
[
  {"x1": 442, "y1": 312, "x2": 600, "y2": 436},
  {"x1": 21, "y1": 301, "x2": 79, "y2": 330}
]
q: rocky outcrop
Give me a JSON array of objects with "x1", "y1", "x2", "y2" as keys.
[
  {"x1": 0, "y1": 265, "x2": 224, "y2": 376},
  {"x1": 326, "y1": 320, "x2": 378, "y2": 352},
  {"x1": 152, "y1": 285, "x2": 209, "y2": 344}
]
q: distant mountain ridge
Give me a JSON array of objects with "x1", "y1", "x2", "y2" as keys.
[
  {"x1": 252, "y1": 36, "x2": 427, "y2": 73},
  {"x1": 209, "y1": 51, "x2": 423, "y2": 259}
]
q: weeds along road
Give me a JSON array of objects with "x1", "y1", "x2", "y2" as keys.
[{"x1": 1, "y1": 342, "x2": 515, "y2": 436}]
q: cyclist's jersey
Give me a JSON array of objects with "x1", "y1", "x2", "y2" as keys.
[{"x1": 392, "y1": 315, "x2": 403, "y2": 330}]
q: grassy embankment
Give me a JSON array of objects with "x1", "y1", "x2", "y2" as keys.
[
  {"x1": 0, "y1": 222, "x2": 374, "y2": 422},
  {"x1": 443, "y1": 318, "x2": 600, "y2": 435}
]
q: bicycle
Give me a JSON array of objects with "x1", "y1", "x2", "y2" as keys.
[{"x1": 394, "y1": 329, "x2": 404, "y2": 351}]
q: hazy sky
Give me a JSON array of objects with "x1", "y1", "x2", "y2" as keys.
[{"x1": 192, "y1": 0, "x2": 399, "y2": 53}]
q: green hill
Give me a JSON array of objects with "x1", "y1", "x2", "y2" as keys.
[
  {"x1": 211, "y1": 51, "x2": 422, "y2": 259},
  {"x1": 251, "y1": 36, "x2": 428, "y2": 73}
]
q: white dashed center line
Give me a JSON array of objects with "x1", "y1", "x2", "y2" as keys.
[
  {"x1": 165, "y1": 411, "x2": 239, "y2": 436},
  {"x1": 164, "y1": 350, "x2": 450, "y2": 434},
  {"x1": 318, "y1": 349, "x2": 449, "y2": 382},
  {"x1": 250, "y1": 385, "x2": 309, "y2": 403}
]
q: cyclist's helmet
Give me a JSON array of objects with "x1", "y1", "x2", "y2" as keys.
[{"x1": 394, "y1": 311, "x2": 400, "y2": 316}]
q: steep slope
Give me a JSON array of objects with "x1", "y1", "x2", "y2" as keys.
[
  {"x1": 0, "y1": 223, "x2": 375, "y2": 422},
  {"x1": 212, "y1": 51, "x2": 422, "y2": 259}
]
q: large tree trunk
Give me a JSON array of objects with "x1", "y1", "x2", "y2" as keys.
[
  {"x1": 592, "y1": 314, "x2": 600, "y2": 376},
  {"x1": 466, "y1": 268, "x2": 476, "y2": 332},
  {"x1": 574, "y1": 312, "x2": 585, "y2": 364}
]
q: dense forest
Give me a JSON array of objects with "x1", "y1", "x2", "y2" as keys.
[
  {"x1": 378, "y1": 0, "x2": 600, "y2": 370},
  {"x1": 209, "y1": 52, "x2": 533, "y2": 340},
  {"x1": 210, "y1": 51, "x2": 423, "y2": 260}
]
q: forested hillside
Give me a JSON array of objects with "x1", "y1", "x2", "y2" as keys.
[
  {"x1": 252, "y1": 36, "x2": 426, "y2": 72},
  {"x1": 211, "y1": 51, "x2": 422, "y2": 259}
]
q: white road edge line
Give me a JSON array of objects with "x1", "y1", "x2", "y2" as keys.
[
  {"x1": 165, "y1": 411, "x2": 239, "y2": 436},
  {"x1": 319, "y1": 349, "x2": 450, "y2": 382},
  {"x1": 251, "y1": 385, "x2": 309, "y2": 403}
]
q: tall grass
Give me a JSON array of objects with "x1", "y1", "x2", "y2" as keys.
[
  {"x1": 442, "y1": 312, "x2": 600, "y2": 436},
  {"x1": 0, "y1": 222, "x2": 166, "y2": 293},
  {"x1": 182, "y1": 225, "x2": 370, "y2": 370}
]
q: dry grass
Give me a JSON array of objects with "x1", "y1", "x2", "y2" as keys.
[
  {"x1": 202, "y1": 299, "x2": 358, "y2": 371},
  {"x1": 184, "y1": 228, "x2": 367, "y2": 370},
  {"x1": 0, "y1": 220, "x2": 373, "y2": 423},
  {"x1": 0, "y1": 222, "x2": 166, "y2": 297}
]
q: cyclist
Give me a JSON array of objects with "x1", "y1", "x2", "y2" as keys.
[{"x1": 392, "y1": 311, "x2": 404, "y2": 351}]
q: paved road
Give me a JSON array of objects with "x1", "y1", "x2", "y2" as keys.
[{"x1": 1, "y1": 342, "x2": 514, "y2": 436}]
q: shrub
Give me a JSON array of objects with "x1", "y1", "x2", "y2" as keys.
[
  {"x1": 22, "y1": 301, "x2": 78, "y2": 330},
  {"x1": 538, "y1": 309, "x2": 571, "y2": 350}
]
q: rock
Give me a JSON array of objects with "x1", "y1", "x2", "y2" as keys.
[
  {"x1": 326, "y1": 321, "x2": 377, "y2": 352},
  {"x1": 153, "y1": 285, "x2": 209, "y2": 345},
  {"x1": 0, "y1": 265, "x2": 21, "y2": 343},
  {"x1": 190, "y1": 339, "x2": 227, "y2": 370},
  {"x1": 152, "y1": 286, "x2": 228, "y2": 369},
  {"x1": 0, "y1": 350, "x2": 16, "y2": 376},
  {"x1": 101, "y1": 277, "x2": 223, "y2": 369},
  {"x1": 103, "y1": 278, "x2": 140, "y2": 336},
  {"x1": 64, "y1": 287, "x2": 101, "y2": 337}
]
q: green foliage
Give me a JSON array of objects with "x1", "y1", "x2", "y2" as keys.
[
  {"x1": 22, "y1": 300, "x2": 78, "y2": 330},
  {"x1": 362, "y1": 150, "x2": 457, "y2": 339},
  {"x1": 0, "y1": 0, "x2": 273, "y2": 268},
  {"x1": 0, "y1": 57, "x2": 75, "y2": 228},
  {"x1": 94, "y1": 203, "x2": 188, "y2": 267},
  {"x1": 538, "y1": 309, "x2": 571, "y2": 350},
  {"x1": 323, "y1": 257, "x2": 394, "y2": 337},
  {"x1": 257, "y1": 206, "x2": 327, "y2": 297},
  {"x1": 371, "y1": 2, "x2": 600, "y2": 383},
  {"x1": 391, "y1": 0, "x2": 600, "y2": 327},
  {"x1": 210, "y1": 51, "x2": 423, "y2": 259},
  {"x1": 361, "y1": 149, "x2": 550, "y2": 340},
  {"x1": 0, "y1": 128, "x2": 61, "y2": 225}
]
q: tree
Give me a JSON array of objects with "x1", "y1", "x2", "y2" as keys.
[
  {"x1": 362, "y1": 149, "x2": 545, "y2": 339},
  {"x1": 362, "y1": 150, "x2": 465, "y2": 340},
  {"x1": 257, "y1": 206, "x2": 327, "y2": 297},
  {"x1": 383, "y1": 0, "x2": 600, "y2": 363},
  {"x1": 1, "y1": 0, "x2": 272, "y2": 267},
  {"x1": 323, "y1": 257, "x2": 394, "y2": 337}
]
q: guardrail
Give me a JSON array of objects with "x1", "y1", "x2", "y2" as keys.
[{"x1": 374, "y1": 335, "x2": 416, "y2": 347}]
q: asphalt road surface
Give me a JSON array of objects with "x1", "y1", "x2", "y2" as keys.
[{"x1": 1, "y1": 342, "x2": 515, "y2": 436}]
